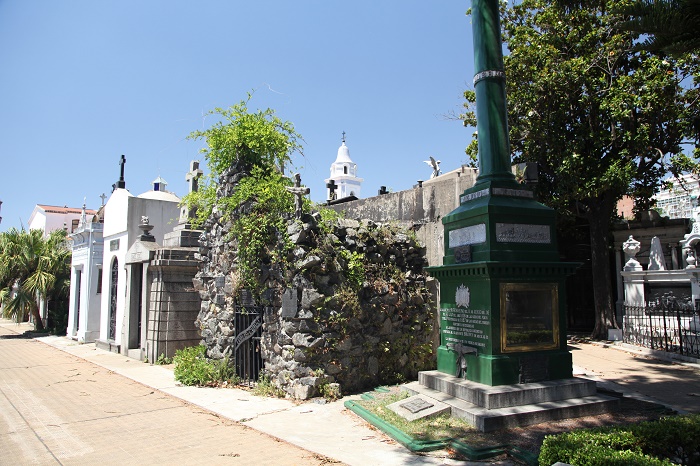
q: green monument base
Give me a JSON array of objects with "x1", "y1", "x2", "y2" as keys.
[{"x1": 436, "y1": 347, "x2": 573, "y2": 386}]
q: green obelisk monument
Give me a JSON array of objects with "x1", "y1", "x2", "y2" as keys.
[{"x1": 427, "y1": 0, "x2": 577, "y2": 385}]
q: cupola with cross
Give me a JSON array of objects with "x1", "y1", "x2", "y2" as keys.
[{"x1": 325, "y1": 132, "x2": 363, "y2": 201}]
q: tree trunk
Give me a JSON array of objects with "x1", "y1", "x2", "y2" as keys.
[
  {"x1": 586, "y1": 194, "x2": 618, "y2": 339},
  {"x1": 31, "y1": 301, "x2": 45, "y2": 332}
]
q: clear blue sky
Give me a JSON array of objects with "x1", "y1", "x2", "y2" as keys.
[{"x1": 0, "y1": 1, "x2": 475, "y2": 231}]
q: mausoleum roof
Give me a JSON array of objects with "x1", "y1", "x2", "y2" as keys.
[{"x1": 137, "y1": 190, "x2": 180, "y2": 202}]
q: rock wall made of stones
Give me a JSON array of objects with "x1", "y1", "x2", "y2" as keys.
[{"x1": 193, "y1": 163, "x2": 436, "y2": 399}]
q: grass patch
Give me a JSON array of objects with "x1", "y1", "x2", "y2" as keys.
[
  {"x1": 356, "y1": 388, "x2": 476, "y2": 442},
  {"x1": 252, "y1": 372, "x2": 286, "y2": 398}
]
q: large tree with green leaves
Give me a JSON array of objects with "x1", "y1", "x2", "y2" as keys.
[
  {"x1": 464, "y1": 0, "x2": 700, "y2": 338},
  {"x1": 0, "y1": 228, "x2": 71, "y2": 331},
  {"x1": 557, "y1": 0, "x2": 700, "y2": 56}
]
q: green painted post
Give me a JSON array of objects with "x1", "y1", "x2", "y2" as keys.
[{"x1": 472, "y1": 0, "x2": 516, "y2": 185}]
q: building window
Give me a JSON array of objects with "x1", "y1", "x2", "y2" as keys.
[
  {"x1": 71, "y1": 219, "x2": 79, "y2": 232},
  {"x1": 96, "y1": 268, "x2": 103, "y2": 294}
]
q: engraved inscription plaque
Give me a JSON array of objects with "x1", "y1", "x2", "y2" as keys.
[
  {"x1": 449, "y1": 224, "x2": 486, "y2": 248},
  {"x1": 492, "y1": 187, "x2": 534, "y2": 198},
  {"x1": 519, "y1": 355, "x2": 550, "y2": 383},
  {"x1": 401, "y1": 398, "x2": 434, "y2": 414},
  {"x1": 495, "y1": 223, "x2": 550, "y2": 244},
  {"x1": 454, "y1": 245, "x2": 472, "y2": 264},
  {"x1": 460, "y1": 188, "x2": 490, "y2": 204}
]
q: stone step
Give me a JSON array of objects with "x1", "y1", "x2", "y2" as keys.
[
  {"x1": 419, "y1": 370, "x2": 598, "y2": 409},
  {"x1": 404, "y1": 381, "x2": 619, "y2": 432}
]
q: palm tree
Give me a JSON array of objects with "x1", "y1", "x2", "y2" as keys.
[
  {"x1": 0, "y1": 228, "x2": 71, "y2": 331},
  {"x1": 556, "y1": 0, "x2": 700, "y2": 55}
]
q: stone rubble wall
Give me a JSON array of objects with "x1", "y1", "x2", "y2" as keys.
[
  {"x1": 327, "y1": 166, "x2": 478, "y2": 268},
  {"x1": 192, "y1": 163, "x2": 436, "y2": 398}
]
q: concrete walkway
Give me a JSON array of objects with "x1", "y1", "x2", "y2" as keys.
[
  {"x1": 0, "y1": 323, "x2": 334, "y2": 465},
  {"x1": 570, "y1": 340, "x2": 700, "y2": 414},
  {"x1": 4, "y1": 318, "x2": 699, "y2": 465},
  {"x1": 0, "y1": 320, "x2": 479, "y2": 466}
]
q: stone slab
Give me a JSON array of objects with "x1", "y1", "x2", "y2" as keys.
[
  {"x1": 95, "y1": 339, "x2": 120, "y2": 354},
  {"x1": 419, "y1": 370, "x2": 597, "y2": 409},
  {"x1": 404, "y1": 381, "x2": 619, "y2": 432},
  {"x1": 387, "y1": 394, "x2": 451, "y2": 422}
]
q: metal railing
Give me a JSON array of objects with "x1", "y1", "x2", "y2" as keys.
[{"x1": 623, "y1": 299, "x2": 700, "y2": 358}]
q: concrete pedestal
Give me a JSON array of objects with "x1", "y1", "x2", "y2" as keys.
[{"x1": 407, "y1": 371, "x2": 618, "y2": 432}]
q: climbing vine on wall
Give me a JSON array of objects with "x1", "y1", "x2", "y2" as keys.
[{"x1": 182, "y1": 94, "x2": 304, "y2": 229}]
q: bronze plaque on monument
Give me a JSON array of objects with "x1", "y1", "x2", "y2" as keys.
[{"x1": 500, "y1": 283, "x2": 559, "y2": 352}]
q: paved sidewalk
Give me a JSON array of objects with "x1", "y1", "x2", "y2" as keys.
[
  {"x1": 0, "y1": 323, "x2": 334, "y2": 465},
  {"x1": 6, "y1": 317, "x2": 699, "y2": 466},
  {"x1": 570, "y1": 340, "x2": 700, "y2": 414},
  {"x1": 0, "y1": 320, "x2": 482, "y2": 466}
]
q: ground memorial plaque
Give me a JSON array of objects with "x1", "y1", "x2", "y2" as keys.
[{"x1": 400, "y1": 398, "x2": 434, "y2": 414}]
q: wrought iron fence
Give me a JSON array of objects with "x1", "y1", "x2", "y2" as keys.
[
  {"x1": 232, "y1": 304, "x2": 271, "y2": 386},
  {"x1": 623, "y1": 299, "x2": 700, "y2": 358}
]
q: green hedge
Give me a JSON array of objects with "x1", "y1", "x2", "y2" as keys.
[{"x1": 538, "y1": 414, "x2": 700, "y2": 466}]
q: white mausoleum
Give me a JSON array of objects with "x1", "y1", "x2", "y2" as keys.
[
  {"x1": 98, "y1": 176, "x2": 180, "y2": 354},
  {"x1": 67, "y1": 203, "x2": 104, "y2": 343}
]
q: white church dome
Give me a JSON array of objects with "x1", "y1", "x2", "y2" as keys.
[{"x1": 334, "y1": 142, "x2": 353, "y2": 164}]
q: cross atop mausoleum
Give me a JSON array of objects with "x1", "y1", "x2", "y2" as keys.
[
  {"x1": 326, "y1": 179, "x2": 338, "y2": 203},
  {"x1": 186, "y1": 160, "x2": 203, "y2": 194},
  {"x1": 113, "y1": 155, "x2": 126, "y2": 191},
  {"x1": 180, "y1": 160, "x2": 205, "y2": 224}
]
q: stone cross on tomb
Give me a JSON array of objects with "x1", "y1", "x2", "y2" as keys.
[
  {"x1": 286, "y1": 173, "x2": 310, "y2": 219},
  {"x1": 186, "y1": 160, "x2": 203, "y2": 194},
  {"x1": 180, "y1": 160, "x2": 204, "y2": 224},
  {"x1": 326, "y1": 179, "x2": 338, "y2": 203},
  {"x1": 99, "y1": 193, "x2": 107, "y2": 206},
  {"x1": 113, "y1": 155, "x2": 126, "y2": 191}
]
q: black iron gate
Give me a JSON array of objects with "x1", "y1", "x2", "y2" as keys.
[{"x1": 232, "y1": 304, "x2": 268, "y2": 385}]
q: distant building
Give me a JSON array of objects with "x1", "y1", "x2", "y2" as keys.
[
  {"x1": 654, "y1": 174, "x2": 700, "y2": 220},
  {"x1": 325, "y1": 133, "x2": 363, "y2": 201},
  {"x1": 617, "y1": 196, "x2": 635, "y2": 220},
  {"x1": 28, "y1": 204, "x2": 97, "y2": 235}
]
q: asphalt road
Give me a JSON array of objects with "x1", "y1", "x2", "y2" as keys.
[{"x1": 0, "y1": 325, "x2": 340, "y2": 466}]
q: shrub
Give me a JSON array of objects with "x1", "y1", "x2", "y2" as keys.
[
  {"x1": 173, "y1": 345, "x2": 238, "y2": 386},
  {"x1": 538, "y1": 414, "x2": 700, "y2": 466},
  {"x1": 155, "y1": 353, "x2": 172, "y2": 365}
]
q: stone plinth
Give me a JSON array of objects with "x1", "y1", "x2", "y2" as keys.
[{"x1": 406, "y1": 371, "x2": 618, "y2": 432}]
